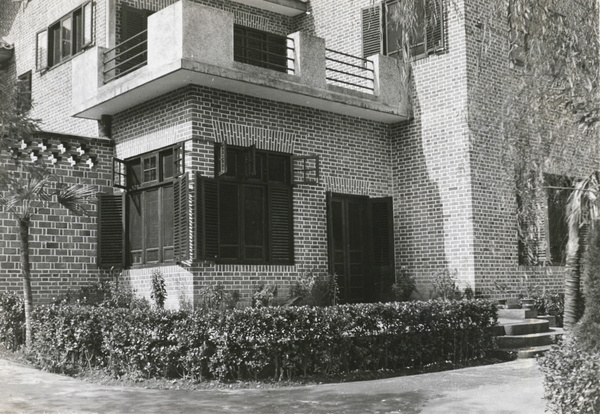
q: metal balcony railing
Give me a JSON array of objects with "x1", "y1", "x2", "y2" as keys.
[
  {"x1": 325, "y1": 49, "x2": 375, "y2": 94},
  {"x1": 233, "y1": 26, "x2": 295, "y2": 74},
  {"x1": 103, "y1": 30, "x2": 148, "y2": 83}
]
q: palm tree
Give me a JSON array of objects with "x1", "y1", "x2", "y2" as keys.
[
  {"x1": 0, "y1": 164, "x2": 94, "y2": 347},
  {"x1": 564, "y1": 171, "x2": 600, "y2": 330}
]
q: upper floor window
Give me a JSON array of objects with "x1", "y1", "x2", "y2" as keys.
[
  {"x1": 362, "y1": 0, "x2": 445, "y2": 59},
  {"x1": 37, "y1": 2, "x2": 93, "y2": 71},
  {"x1": 233, "y1": 25, "x2": 289, "y2": 73}
]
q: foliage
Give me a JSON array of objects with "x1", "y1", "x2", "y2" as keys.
[
  {"x1": 430, "y1": 269, "x2": 463, "y2": 301},
  {"x1": 0, "y1": 291, "x2": 25, "y2": 351},
  {"x1": 26, "y1": 299, "x2": 497, "y2": 382},
  {"x1": 289, "y1": 271, "x2": 338, "y2": 306},
  {"x1": 533, "y1": 292, "x2": 564, "y2": 328},
  {"x1": 391, "y1": 267, "x2": 416, "y2": 301},
  {"x1": 150, "y1": 270, "x2": 167, "y2": 309},
  {"x1": 539, "y1": 340, "x2": 600, "y2": 413},
  {"x1": 52, "y1": 279, "x2": 149, "y2": 310},
  {"x1": 197, "y1": 283, "x2": 239, "y2": 312},
  {"x1": 252, "y1": 283, "x2": 277, "y2": 308}
]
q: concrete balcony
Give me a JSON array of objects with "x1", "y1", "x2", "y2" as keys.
[{"x1": 71, "y1": 0, "x2": 410, "y2": 124}]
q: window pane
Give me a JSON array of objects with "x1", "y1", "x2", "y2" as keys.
[
  {"x1": 161, "y1": 149, "x2": 174, "y2": 180},
  {"x1": 61, "y1": 17, "x2": 72, "y2": 59},
  {"x1": 143, "y1": 156, "x2": 157, "y2": 182},
  {"x1": 162, "y1": 185, "x2": 174, "y2": 261},
  {"x1": 219, "y1": 183, "x2": 239, "y2": 258},
  {"x1": 244, "y1": 186, "x2": 265, "y2": 259},
  {"x1": 50, "y1": 24, "x2": 61, "y2": 66},
  {"x1": 37, "y1": 31, "x2": 48, "y2": 70},
  {"x1": 385, "y1": 2, "x2": 402, "y2": 55},
  {"x1": 268, "y1": 154, "x2": 289, "y2": 183},
  {"x1": 83, "y1": 2, "x2": 93, "y2": 45},
  {"x1": 128, "y1": 193, "x2": 143, "y2": 264},
  {"x1": 73, "y1": 9, "x2": 82, "y2": 54},
  {"x1": 128, "y1": 159, "x2": 141, "y2": 187}
]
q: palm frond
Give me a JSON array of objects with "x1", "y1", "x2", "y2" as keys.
[{"x1": 55, "y1": 184, "x2": 95, "y2": 216}]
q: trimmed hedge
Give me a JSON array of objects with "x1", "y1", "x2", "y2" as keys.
[
  {"x1": 0, "y1": 292, "x2": 25, "y2": 351},
  {"x1": 539, "y1": 340, "x2": 600, "y2": 413},
  {"x1": 26, "y1": 300, "x2": 497, "y2": 381}
]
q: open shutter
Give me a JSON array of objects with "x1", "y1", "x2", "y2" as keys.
[
  {"x1": 368, "y1": 197, "x2": 394, "y2": 302},
  {"x1": 292, "y1": 155, "x2": 319, "y2": 185},
  {"x1": 196, "y1": 174, "x2": 219, "y2": 261},
  {"x1": 36, "y1": 30, "x2": 48, "y2": 71},
  {"x1": 173, "y1": 173, "x2": 190, "y2": 262},
  {"x1": 269, "y1": 185, "x2": 293, "y2": 264},
  {"x1": 362, "y1": 5, "x2": 381, "y2": 57},
  {"x1": 244, "y1": 144, "x2": 256, "y2": 178},
  {"x1": 425, "y1": 0, "x2": 445, "y2": 54},
  {"x1": 112, "y1": 157, "x2": 127, "y2": 189},
  {"x1": 97, "y1": 193, "x2": 124, "y2": 269}
]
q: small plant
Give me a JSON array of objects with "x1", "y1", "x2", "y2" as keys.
[
  {"x1": 150, "y1": 270, "x2": 167, "y2": 309},
  {"x1": 517, "y1": 274, "x2": 540, "y2": 299},
  {"x1": 0, "y1": 291, "x2": 25, "y2": 350},
  {"x1": 290, "y1": 271, "x2": 338, "y2": 306},
  {"x1": 391, "y1": 267, "x2": 416, "y2": 301},
  {"x1": 430, "y1": 269, "x2": 462, "y2": 301},
  {"x1": 198, "y1": 283, "x2": 239, "y2": 312},
  {"x1": 252, "y1": 283, "x2": 278, "y2": 307}
]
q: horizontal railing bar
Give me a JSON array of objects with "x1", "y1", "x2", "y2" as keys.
[
  {"x1": 104, "y1": 61, "x2": 147, "y2": 83},
  {"x1": 103, "y1": 49, "x2": 148, "y2": 76},
  {"x1": 325, "y1": 67, "x2": 374, "y2": 82},
  {"x1": 104, "y1": 40, "x2": 147, "y2": 65},
  {"x1": 326, "y1": 56, "x2": 375, "y2": 73},
  {"x1": 325, "y1": 48, "x2": 373, "y2": 64},
  {"x1": 104, "y1": 30, "x2": 148, "y2": 57},
  {"x1": 326, "y1": 77, "x2": 374, "y2": 91}
]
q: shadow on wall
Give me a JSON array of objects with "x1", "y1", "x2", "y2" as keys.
[{"x1": 391, "y1": 91, "x2": 451, "y2": 297}]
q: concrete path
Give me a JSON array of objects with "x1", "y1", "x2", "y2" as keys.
[{"x1": 0, "y1": 358, "x2": 546, "y2": 413}]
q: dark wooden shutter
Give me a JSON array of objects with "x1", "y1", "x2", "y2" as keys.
[
  {"x1": 97, "y1": 193, "x2": 124, "y2": 269},
  {"x1": 269, "y1": 185, "x2": 293, "y2": 264},
  {"x1": 425, "y1": 0, "x2": 445, "y2": 53},
  {"x1": 196, "y1": 174, "x2": 219, "y2": 261},
  {"x1": 362, "y1": 5, "x2": 381, "y2": 57},
  {"x1": 112, "y1": 157, "x2": 127, "y2": 189},
  {"x1": 244, "y1": 145, "x2": 256, "y2": 178},
  {"x1": 173, "y1": 173, "x2": 189, "y2": 262},
  {"x1": 368, "y1": 197, "x2": 394, "y2": 302}
]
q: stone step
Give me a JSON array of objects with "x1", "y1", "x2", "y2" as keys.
[
  {"x1": 498, "y1": 345, "x2": 555, "y2": 359},
  {"x1": 497, "y1": 308, "x2": 538, "y2": 320},
  {"x1": 537, "y1": 315, "x2": 557, "y2": 327},
  {"x1": 496, "y1": 328, "x2": 563, "y2": 349},
  {"x1": 501, "y1": 319, "x2": 549, "y2": 336}
]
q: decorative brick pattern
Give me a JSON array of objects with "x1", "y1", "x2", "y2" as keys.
[{"x1": 212, "y1": 121, "x2": 295, "y2": 153}]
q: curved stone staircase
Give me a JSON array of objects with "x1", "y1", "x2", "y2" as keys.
[{"x1": 495, "y1": 308, "x2": 564, "y2": 359}]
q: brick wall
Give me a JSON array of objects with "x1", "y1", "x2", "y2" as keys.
[{"x1": 0, "y1": 134, "x2": 115, "y2": 302}]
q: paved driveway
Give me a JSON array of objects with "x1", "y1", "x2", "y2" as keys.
[{"x1": 0, "y1": 358, "x2": 546, "y2": 413}]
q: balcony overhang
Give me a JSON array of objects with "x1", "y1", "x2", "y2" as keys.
[
  {"x1": 229, "y1": 0, "x2": 307, "y2": 16},
  {"x1": 71, "y1": 1, "x2": 410, "y2": 124}
]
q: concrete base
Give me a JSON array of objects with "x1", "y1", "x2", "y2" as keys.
[{"x1": 498, "y1": 308, "x2": 537, "y2": 320}]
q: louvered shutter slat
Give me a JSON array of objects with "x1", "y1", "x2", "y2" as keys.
[
  {"x1": 269, "y1": 185, "x2": 293, "y2": 264},
  {"x1": 173, "y1": 173, "x2": 189, "y2": 262},
  {"x1": 362, "y1": 6, "x2": 381, "y2": 57},
  {"x1": 196, "y1": 174, "x2": 219, "y2": 261},
  {"x1": 97, "y1": 193, "x2": 124, "y2": 268}
]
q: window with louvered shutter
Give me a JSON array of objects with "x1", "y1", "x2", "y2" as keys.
[
  {"x1": 173, "y1": 173, "x2": 189, "y2": 262},
  {"x1": 196, "y1": 174, "x2": 219, "y2": 261},
  {"x1": 97, "y1": 193, "x2": 124, "y2": 269},
  {"x1": 362, "y1": 5, "x2": 382, "y2": 58}
]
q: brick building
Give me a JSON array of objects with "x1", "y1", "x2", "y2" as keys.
[{"x1": 1, "y1": 0, "x2": 596, "y2": 307}]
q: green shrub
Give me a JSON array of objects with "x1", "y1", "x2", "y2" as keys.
[
  {"x1": 391, "y1": 268, "x2": 416, "y2": 301},
  {"x1": 539, "y1": 340, "x2": 600, "y2": 413},
  {"x1": 53, "y1": 279, "x2": 149, "y2": 310},
  {"x1": 290, "y1": 271, "x2": 338, "y2": 306},
  {"x1": 150, "y1": 270, "x2": 167, "y2": 309},
  {"x1": 252, "y1": 283, "x2": 277, "y2": 307},
  {"x1": 27, "y1": 299, "x2": 497, "y2": 382},
  {"x1": 197, "y1": 283, "x2": 239, "y2": 312},
  {"x1": 533, "y1": 292, "x2": 564, "y2": 327},
  {"x1": 430, "y1": 269, "x2": 462, "y2": 301},
  {"x1": 0, "y1": 291, "x2": 25, "y2": 350}
]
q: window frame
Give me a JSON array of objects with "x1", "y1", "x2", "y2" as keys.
[
  {"x1": 210, "y1": 144, "x2": 293, "y2": 265},
  {"x1": 37, "y1": 1, "x2": 94, "y2": 71},
  {"x1": 17, "y1": 71, "x2": 32, "y2": 114}
]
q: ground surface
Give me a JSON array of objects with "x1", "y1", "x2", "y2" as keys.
[{"x1": 0, "y1": 357, "x2": 546, "y2": 413}]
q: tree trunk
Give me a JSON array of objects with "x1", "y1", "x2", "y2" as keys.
[
  {"x1": 564, "y1": 223, "x2": 588, "y2": 330},
  {"x1": 19, "y1": 217, "x2": 33, "y2": 348}
]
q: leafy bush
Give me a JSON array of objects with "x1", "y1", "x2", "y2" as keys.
[
  {"x1": 27, "y1": 299, "x2": 497, "y2": 382},
  {"x1": 391, "y1": 268, "x2": 416, "y2": 301},
  {"x1": 0, "y1": 291, "x2": 25, "y2": 350},
  {"x1": 53, "y1": 279, "x2": 149, "y2": 310},
  {"x1": 290, "y1": 271, "x2": 338, "y2": 306},
  {"x1": 539, "y1": 340, "x2": 600, "y2": 413},
  {"x1": 150, "y1": 270, "x2": 167, "y2": 309},
  {"x1": 252, "y1": 283, "x2": 277, "y2": 307},
  {"x1": 197, "y1": 283, "x2": 239, "y2": 312},
  {"x1": 430, "y1": 269, "x2": 462, "y2": 301},
  {"x1": 533, "y1": 292, "x2": 564, "y2": 327}
]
